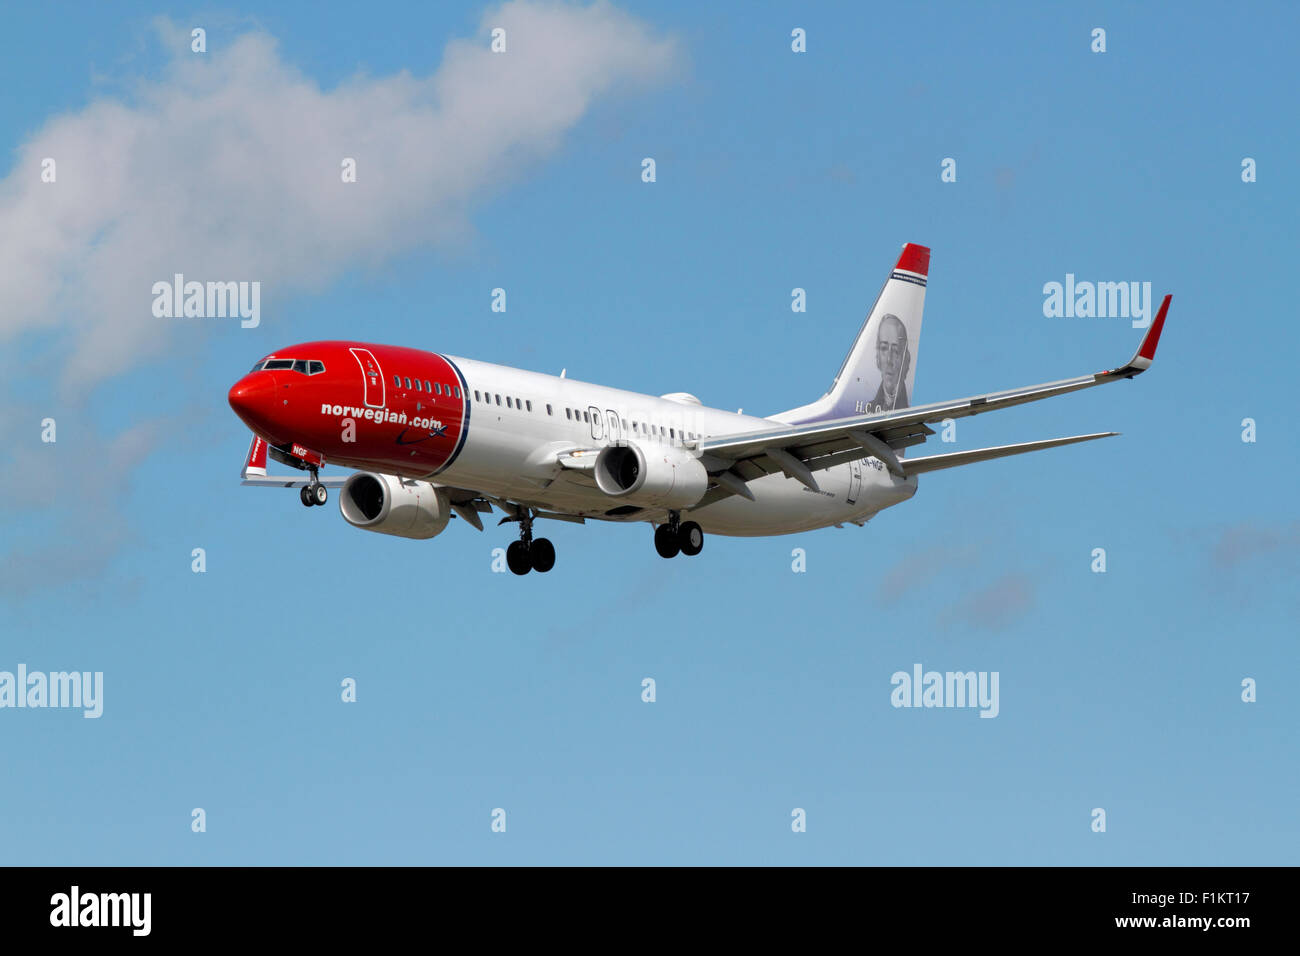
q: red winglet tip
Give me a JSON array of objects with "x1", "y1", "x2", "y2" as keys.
[
  {"x1": 1139, "y1": 294, "x2": 1171, "y2": 361},
  {"x1": 895, "y1": 243, "x2": 930, "y2": 277}
]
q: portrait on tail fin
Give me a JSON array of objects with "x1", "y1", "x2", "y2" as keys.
[{"x1": 866, "y1": 313, "x2": 911, "y2": 414}]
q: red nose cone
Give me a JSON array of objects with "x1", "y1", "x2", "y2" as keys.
[{"x1": 228, "y1": 372, "x2": 278, "y2": 435}]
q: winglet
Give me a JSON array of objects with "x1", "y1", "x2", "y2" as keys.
[
  {"x1": 1127, "y1": 294, "x2": 1171, "y2": 372},
  {"x1": 242, "y1": 434, "x2": 268, "y2": 478},
  {"x1": 1103, "y1": 293, "x2": 1171, "y2": 377}
]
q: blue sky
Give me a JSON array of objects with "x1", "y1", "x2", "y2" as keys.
[{"x1": 0, "y1": 1, "x2": 1296, "y2": 865}]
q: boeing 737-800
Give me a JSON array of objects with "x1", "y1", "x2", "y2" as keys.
[{"x1": 228, "y1": 243, "x2": 1171, "y2": 575}]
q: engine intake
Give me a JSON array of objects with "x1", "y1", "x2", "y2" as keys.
[
  {"x1": 594, "y1": 442, "x2": 708, "y2": 510},
  {"x1": 339, "y1": 472, "x2": 450, "y2": 539}
]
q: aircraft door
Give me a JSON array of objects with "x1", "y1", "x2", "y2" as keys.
[
  {"x1": 350, "y1": 347, "x2": 386, "y2": 408},
  {"x1": 588, "y1": 405, "x2": 604, "y2": 442},
  {"x1": 846, "y1": 458, "x2": 863, "y2": 505}
]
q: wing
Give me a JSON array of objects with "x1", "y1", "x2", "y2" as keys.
[
  {"x1": 695, "y1": 295, "x2": 1171, "y2": 498},
  {"x1": 236, "y1": 433, "x2": 500, "y2": 531},
  {"x1": 238, "y1": 434, "x2": 350, "y2": 486}
]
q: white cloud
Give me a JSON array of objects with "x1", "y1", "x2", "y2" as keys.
[
  {"x1": 0, "y1": 1, "x2": 677, "y2": 390},
  {"x1": 0, "y1": 407, "x2": 168, "y2": 597}
]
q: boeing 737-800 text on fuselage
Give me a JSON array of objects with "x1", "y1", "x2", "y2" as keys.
[{"x1": 228, "y1": 243, "x2": 1171, "y2": 575}]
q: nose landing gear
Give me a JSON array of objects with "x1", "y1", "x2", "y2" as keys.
[
  {"x1": 654, "y1": 512, "x2": 703, "y2": 558},
  {"x1": 299, "y1": 468, "x2": 329, "y2": 507}
]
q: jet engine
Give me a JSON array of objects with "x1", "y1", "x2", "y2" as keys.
[
  {"x1": 593, "y1": 442, "x2": 708, "y2": 510},
  {"x1": 339, "y1": 472, "x2": 451, "y2": 539}
]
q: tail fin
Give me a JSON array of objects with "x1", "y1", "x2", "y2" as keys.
[{"x1": 776, "y1": 242, "x2": 928, "y2": 424}]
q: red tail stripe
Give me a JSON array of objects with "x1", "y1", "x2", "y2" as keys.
[{"x1": 895, "y1": 243, "x2": 930, "y2": 277}]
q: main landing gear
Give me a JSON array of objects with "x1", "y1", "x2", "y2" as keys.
[
  {"x1": 504, "y1": 510, "x2": 556, "y2": 576},
  {"x1": 299, "y1": 469, "x2": 328, "y2": 507},
  {"x1": 654, "y1": 512, "x2": 703, "y2": 559}
]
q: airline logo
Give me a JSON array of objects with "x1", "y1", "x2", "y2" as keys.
[{"x1": 319, "y1": 352, "x2": 470, "y2": 474}]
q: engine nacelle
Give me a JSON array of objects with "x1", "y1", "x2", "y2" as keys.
[
  {"x1": 594, "y1": 442, "x2": 708, "y2": 510},
  {"x1": 339, "y1": 472, "x2": 451, "y2": 539}
]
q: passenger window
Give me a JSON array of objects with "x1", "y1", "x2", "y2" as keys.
[
  {"x1": 455, "y1": 387, "x2": 462, "y2": 399},
  {"x1": 474, "y1": 390, "x2": 481, "y2": 402},
  {"x1": 583, "y1": 411, "x2": 590, "y2": 423},
  {"x1": 414, "y1": 379, "x2": 422, "y2": 392},
  {"x1": 546, "y1": 404, "x2": 553, "y2": 416},
  {"x1": 432, "y1": 383, "x2": 440, "y2": 395},
  {"x1": 394, "y1": 375, "x2": 401, "y2": 386},
  {"x1": 404, "y1": 377, "x2": 412, "y2": 389},
  {"x1": 425, "y1": 381, "x2": 432, "y2": 393},
  {"x1": 495, "y1": 394, "x2": 501, "y2": 405},
  {"x1": 526, "y1": 400, "x2": 533, "y2": 412},
  {"x1": 565, "y1": 408, "x2": 572, "y2": 420},
  {"x1": 506, "y1": 397, "x2": 513, "y2": 408}
]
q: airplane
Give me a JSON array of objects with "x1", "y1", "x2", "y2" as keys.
[{"x1": 228, "y1": 243, "x2": 1171, "y2": 575}]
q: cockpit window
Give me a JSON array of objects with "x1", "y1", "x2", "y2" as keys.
[
  {"x1": 250, "y1": 359, "x2": 266, "y2": 372},
  {"x1": 258, "y1": 358, "x2": 325, "y2": 374}
]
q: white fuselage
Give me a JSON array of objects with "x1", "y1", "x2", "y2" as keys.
[{"x1": 439, "y1": 356, "x2": 917, "y2": 536}]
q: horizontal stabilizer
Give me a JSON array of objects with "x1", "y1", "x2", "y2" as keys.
[{"x1": 901, "y1": 432, "x2": 1117, "y2": 476}]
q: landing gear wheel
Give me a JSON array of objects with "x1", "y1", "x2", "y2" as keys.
[
  {"x1": 311, "y1": 483, "x2": 329, "y2": 506},
  {"x1": 530, "y1": 538, "x2": 556, "y2": 573},
  {"x1": 300, "y1": 486, "x2": 315, "y2": 507},
  {"x1": 678, "y1": 521, "x2": 704, "y2": 556},
  {"x1": 654, "y1": 524, "x2": 680, "y2": 559},
  {"x1": 506, "y1": 540, "x2": 532, "y2": 575}
]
